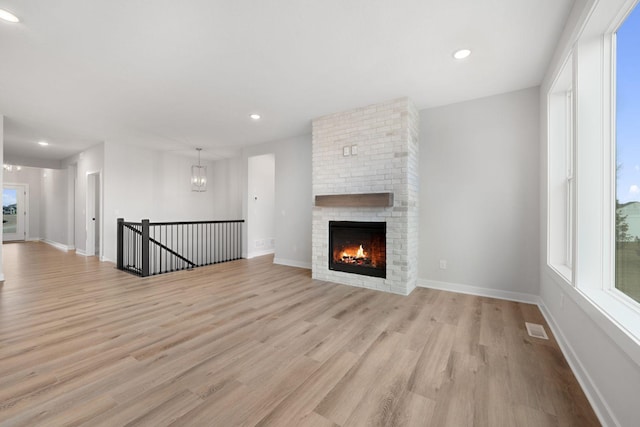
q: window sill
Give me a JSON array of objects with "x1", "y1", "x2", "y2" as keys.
[
  {"x1": 548, "y1": 263, "x2": 573, "y2": 285},
  {"x1": 545, "y1": 266, "x2": 640, "y2": 367},
  {"x1": 578, "y1": 287, "x2": 640, "y2": 367}
]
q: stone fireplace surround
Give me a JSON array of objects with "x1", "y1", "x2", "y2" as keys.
[{"x1": 311, "y1": 98, "x2": 419, "y2": 295}]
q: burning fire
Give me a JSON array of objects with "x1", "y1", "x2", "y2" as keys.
[{"x1": 342, "y1": 244, "x2": 366, "y2": 260}]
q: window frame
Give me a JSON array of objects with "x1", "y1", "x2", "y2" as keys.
[
  {"x1": 547, "y1": 55, "x2": 575, "y2": 283},
  {"x1": 610, "y1": 23, "x2": 640, "y2": 309},
  {"x1": 566, "y1": 89, "x2": 575, "y2": 270},
  {"x1": 578, "y1": 2, "x2": 640, "y2": 343},
  {"x1": 546, "y1": 0, "x2": 640, "y2": 351}
]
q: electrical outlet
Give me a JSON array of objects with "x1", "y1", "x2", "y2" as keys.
[{"x1": 439, "y1": 260, "x2": 447, "y2": 270}]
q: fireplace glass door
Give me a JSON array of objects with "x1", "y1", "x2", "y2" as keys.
[{"x1": 329, "y1": 221, "x2": 386, "y2": 278}]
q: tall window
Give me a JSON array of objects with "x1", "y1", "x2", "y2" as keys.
[
  {"x1": 547, "y1": 56, "x2": 574, "y2": 281},
  {"x1": 615, "y1": 3, "x2": 640, "y2": 304},
  {"x1": 566, "y1": 90, "x2": 574, "y2": 269}
]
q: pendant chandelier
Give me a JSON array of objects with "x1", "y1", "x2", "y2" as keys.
[{"x1": 191, "y1": 148, "x2": 207, "y2": 192}]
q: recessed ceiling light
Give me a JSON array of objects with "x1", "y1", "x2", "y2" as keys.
[
  {"x1": 0, "y1": 9, "x2": 20, "y2": 23},
  {"x1": 453, "y1": 49, "x2": 472, "y2": 60},
  {"x1": 38, "y1": 141, "x2": 49, "y2": 146},
  {"x1": 250, "y1": 114, "x2": 261, "y2": 120}
]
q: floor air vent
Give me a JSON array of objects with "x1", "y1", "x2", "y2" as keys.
[{"x1": 525, "y1": 322, "x2": 549, "y2": 340}]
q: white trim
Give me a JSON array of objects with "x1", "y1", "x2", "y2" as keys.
[
  {"x1": 538, "y1": 300, "x2": 618, "y2": 427},
  {"x1": 273, "y1": 257, "x2": 311, "y2": 269},
  {"x1": 417, "y1": 279, "x2": 540, "y2": 305},
  {"x1": 546, "y1": 59, "x2": 575, "y2": 280},
  {"x1": 41, "y1": 239, "x2": 73, "y2": 252},
  {"x1": 26, "y1": 237, "x2": 40, "y2": 242},
  {"x1": 75, "y1": 249, "x2": 88, "y2": 256},
  {"x1": 0, "y1": 273, "x2": 4, "y2": 282},
  {"x1": 246, "y1": 248, "x2": 275, "y2": 259},
  {"x1": 578, "y1": 288, "x2": 640, "y2": 362},
  {"x1": 548, "y1": 264, "x2": 573, "y2": 286},
  {"x1": 543, "y1": 267, "x2": 640, "y2": 421}
]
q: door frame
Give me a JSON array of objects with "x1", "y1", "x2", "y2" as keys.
[{"x1": 3, "y1": 183, "x2": 29, "y2": 242}]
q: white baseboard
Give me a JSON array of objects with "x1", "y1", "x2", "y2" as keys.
[
  {"x1": 27, "y1": 237, "x2": 41, "y2": 242},
  {"x1": 41, "y1": 239, "x2": 73, "y2": 252},
  {"x1": 417, "y1": 279, "x2": 540, "y2": 304},
  {"x1": 75, "y1": 249, "x2": 88, "y2": 256},
  {"x1": 247, "y1": 249, "x2": 275, "y2": 259},
  {"x1": 273, "y1": 257, "x2": 311, "y2": 269},
  {"x1": 538, "y1": 302, "x2": 617, "y2": 427}
]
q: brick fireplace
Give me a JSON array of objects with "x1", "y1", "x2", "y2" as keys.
[{"x1": 311, "y1": 98, "x2": 419, "y2": 295}]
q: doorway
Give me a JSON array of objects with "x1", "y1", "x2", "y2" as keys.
[
  {"x1": 3, "y1": 184, "x2": 27, "y2": 241},
  {"x1": 86, "y1": 172, "x2": 101, "y2": 257}
]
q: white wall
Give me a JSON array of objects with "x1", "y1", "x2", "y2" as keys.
[
  {"x1": 418, "y1": 87, "x2": 540, "y2": 301},
  {"x1": 247, "y1": 154, "x2": 275, "y2": 258},
  {"x1": 40, "y1": 168, "x2": 69, "y2": 247},
  {"x1": 66, "y1": 164, "x2": 75, "y2": 249},
  {"x1": 62, "y1": 143, "x2": 104, "y2": 256},
  {"x1": 242, "y1": 135, "x2": 312, "y2": 268},
  {"x1": 4, "y1": 166, "x2": 42, "y2": 240},
  {"x1": 210, "y1": 156, "x2": 243, "y2": 219},
  {"x1": 153, "y1": 152, "x2": 218, "y2": 222},
  {"x1": 539, "y1": 0, "x2": 640, "y2": 426},
  {"x1": 102, "y1": 141, "x2": 227, "y2": 262}
]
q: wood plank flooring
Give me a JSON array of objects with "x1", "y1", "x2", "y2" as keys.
[{"x1": 0, "y1": 242, "x2": 599, "y2": 426}]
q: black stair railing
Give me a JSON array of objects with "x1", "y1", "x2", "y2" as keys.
[{"x1": 117, "y1": 218, "x2": 244, "y2": 277}]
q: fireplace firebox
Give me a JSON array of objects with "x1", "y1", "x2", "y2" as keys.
[{"x1": 329, "y1": 221, "x2": 386, "y2": 278}]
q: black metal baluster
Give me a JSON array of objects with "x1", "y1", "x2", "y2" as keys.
[{"x1": 118, "y1": 219, "x2": 243, "y2": 277}]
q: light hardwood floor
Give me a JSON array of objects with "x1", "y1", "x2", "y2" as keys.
[{"x1": 0, "y1": 242, "x2": 599, "y2": 426}]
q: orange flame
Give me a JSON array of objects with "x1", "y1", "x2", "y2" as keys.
[{"x1": 339, "y1": 244, "x2": 368, "y2": 260}]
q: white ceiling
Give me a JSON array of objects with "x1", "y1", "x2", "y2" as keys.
[{"x1": 0, "y1": 0, "x2": 574, "y2": 162}]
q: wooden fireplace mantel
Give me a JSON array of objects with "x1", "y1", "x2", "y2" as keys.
[{"x1": 314, "y1": 192, "x2": 394, "y2": 208}]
